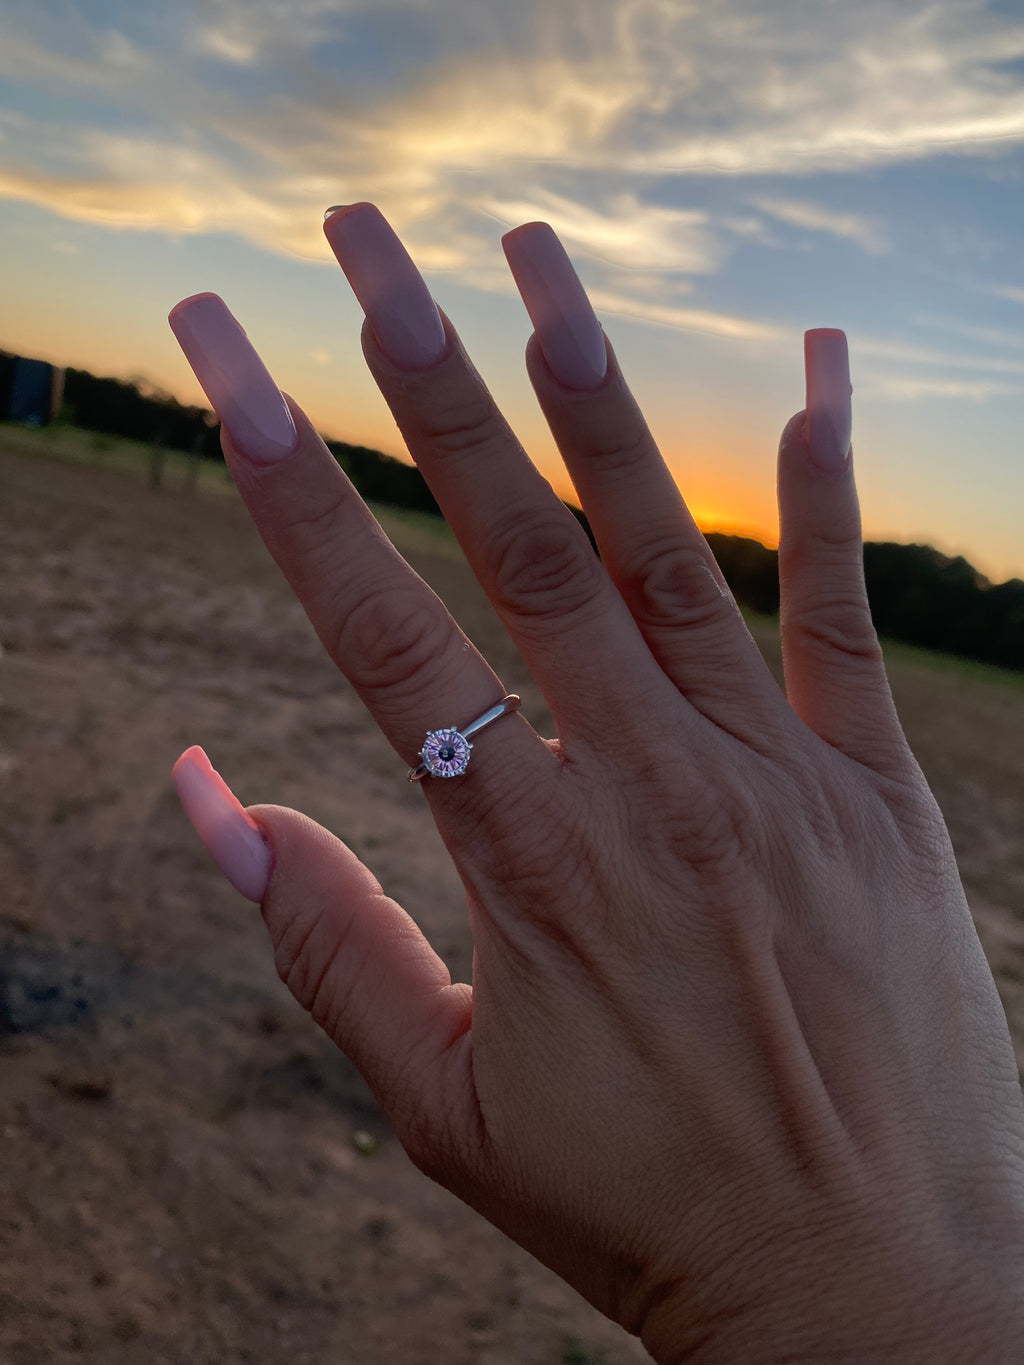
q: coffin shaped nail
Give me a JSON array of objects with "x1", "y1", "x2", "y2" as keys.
[{"x1": 323, "y1": 203, "x2": 447, "y2": 370}]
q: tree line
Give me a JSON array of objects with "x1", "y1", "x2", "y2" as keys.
[
  {"x1": 4, "y1": 355, "x2": 1021, "y2": 672},
  {"x1": 705, "y1": 534, "x2": 1024, "y2": 672}
]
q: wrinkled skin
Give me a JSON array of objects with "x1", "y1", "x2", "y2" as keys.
[{"x1": 218, "y1": 315, "x2": 1024, "y2": 1363}]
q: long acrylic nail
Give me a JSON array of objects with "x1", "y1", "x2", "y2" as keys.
[
  {"x1": 168, "y1": 294, "x2": 298, "y2": 465},
  {"x1": 501, "y1": 222, "x2": 607, "y2": 391},
  {"x1": 323, "y1": 203, "x2": 447, "y2": 370},
  {"x1": 173, "y1": 746, "x2": 272, "y2": 902},
  {"x1": 804, "y1": 329, "x2": 852, "y2": 472}
]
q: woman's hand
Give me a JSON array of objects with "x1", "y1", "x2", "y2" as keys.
[{"x1": 169, "y1": 205, "x2": 1024, "y2": 1364}]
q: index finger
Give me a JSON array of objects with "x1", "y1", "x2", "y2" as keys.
[{"x1": 168, "y1": 293, "x2": 552, "y2": 811}]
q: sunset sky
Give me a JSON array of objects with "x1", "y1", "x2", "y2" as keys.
[{"x1": 1, "y1": 0, "x2": 1023, "y2": 582}]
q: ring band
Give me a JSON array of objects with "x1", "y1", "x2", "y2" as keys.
[{"x1": 408, "y1": 694, "x2": 521, "y2": 781}]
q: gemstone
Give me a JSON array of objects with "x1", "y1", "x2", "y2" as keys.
[{"x1": 420, "y1": 727, "x2": 472, "y2": 778}]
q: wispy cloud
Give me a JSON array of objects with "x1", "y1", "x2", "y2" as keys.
[
  {"x1": 854, "y1": 331, "x2": 1024, "y2": 403},
  {"x1": 992, "y1": 284, "x2": 1024, "y2": 305},
  {"x1": 865, "y1": 375, "x2": 1020, "y2": 401},
  {"x1": 481, "y1": 191, "x2": 721, "y2": 273},
  {"x1": 2, "y1": 0, "x2": 1024, "y2": 333},
  {"x1": 752, "y1": 197, "x2": 888, "y2": 254},
  {"x1": 857, "y1": 336, "x2": 1024, "y2": 376},
  {"x1": 589, "y1": 289, "x2": 784, "y2": 342},
  {"x1": 912, "y1": 313, "x2": 1024, "y2": 350}
]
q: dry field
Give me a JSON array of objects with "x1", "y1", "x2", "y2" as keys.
[{"x1": 0, "y1": 428, "x2": 1022, "y2": 1365}]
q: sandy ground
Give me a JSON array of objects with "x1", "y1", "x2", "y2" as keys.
[{"x1": 0, "y1": 432, "x2": 1021, "y2": 1364}]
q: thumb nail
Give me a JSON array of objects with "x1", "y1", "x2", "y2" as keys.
[{"x1": 173, "y1": 746, "x2": 273, "y2": 902}]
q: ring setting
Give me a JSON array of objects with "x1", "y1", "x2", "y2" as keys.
[
  {"x1": 419, "y1": 727, "x2": 473, "y2": 778},
  {"x1": 408, "y1": 695, "x2": 520, "y2": 781}
]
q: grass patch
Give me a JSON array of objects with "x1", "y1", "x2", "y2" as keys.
[
  {"x1": 0, "y1": 420, "x2": 235, "y2": 497},
  {"x1": 366, "y1": 498, "x2": 462, "y2": 560},
  {"x1": 878, "y1": 635, "x2": 1024, "y2": 691},
  {"x1": 1, "y1": 421, "x2": 463, "y2": 558}
]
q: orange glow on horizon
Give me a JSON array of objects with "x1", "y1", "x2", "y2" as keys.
[
  {"x1": 0, "y1": 324, "x2": 785, "y2": 558},
  {"x1": 536, "y1": 455, "x2": 779, "y2": 551}
]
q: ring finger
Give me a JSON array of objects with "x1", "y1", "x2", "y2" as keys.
[{"x1": 322, "y1": 203, "x2": 701, "y2": 770}]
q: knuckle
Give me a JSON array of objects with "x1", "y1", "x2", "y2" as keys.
[
  {"x1": 629, "y1": 541, "x2": 735, "y2": 630},
  {"x1": 586, "y1": 427, "x2": 653, "y2": 478},
  {"x1": 419, "y1": 393, "x2": 508, "y2": 461},
  {"x1": 779, "y1": 519, "x2": 863, "y2": 579},
  {"x1": 275, "y1": 483, "x2": 352, "y2": 564},
  {"x1": 675, "y1": 799, "x2": 751, "y2": 879},
  {"x1": 333, "y1": 582, "x2": 459, "y2": 698},
  {"x1": 487, "y1": 508, "x2": 605, "y2": 622},
  {"x1": 786, "y1": 595, "x2": 884, "y2": 666},
  {"x1": 643, "y1": 768, "x2": 765, "y2": 886}
]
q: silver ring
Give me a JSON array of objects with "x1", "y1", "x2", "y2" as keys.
[{"x1": 408, "y1": 694, "x2": 521, "y2": 781}]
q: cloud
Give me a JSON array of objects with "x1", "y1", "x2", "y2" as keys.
[
  {"x1": 588, "y1": 289, "x2": 784, "y2": 342},
  {"x1": 2, "y1": 0, "x2": 1024, "y2": 334},
  {"x1": 481, "y1": 191, "x2": 721, "y2": 273},
  {"x1": 864, "y1": 376, "x2": 1020, "y2": 401},
  {"x1": 620, "y1": 2, "x2": 1024, "y2": 175},
  {"x1": 856, "y1": 335, "x2": 1024, "y2": 376},
  {"x1": 853, "y1": 329, "x2": 1024, "y2": 402},
  {"x1": 752, "y1": 197, "x2": 888, "y2": 254},
  {"x1": 181, "y1": 0, "x2": 351, "y2": 64},
  {"x1": 911, "y1": 313, "x2": 1024, "y2": 351},
  {"x1": 992, "y1": 284, "x2": 1024, "y2": 305}
]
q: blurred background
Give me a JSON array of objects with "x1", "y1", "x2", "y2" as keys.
[
  {"x1": 2, "y1": 0, "x2": 1024, "y2": 581},
  {"x1": 0, "y1": 2, "x2": 1022, "y2": 1362}
]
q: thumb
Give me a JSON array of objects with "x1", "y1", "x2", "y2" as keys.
[{"x1": 172, "y1": 747, "x2": 476, "y2": 1165}]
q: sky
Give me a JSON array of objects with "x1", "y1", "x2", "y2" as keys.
[{"x1": 1, "y1": 0, "x2": 1023, "y2": 583}]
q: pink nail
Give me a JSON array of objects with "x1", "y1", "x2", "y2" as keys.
[
  {"x1": 172, "y1": 746, "x2": 272, "y2": 902},
  {"x1": 804, "y1": 329, "x2": 852, "y2": 472},
  {"x1": 501, "y1": 222, "x2": 607, "y2": 391},
  {"x1": 168, "y1": 294, "x2": 298, "y2": 465},
  {"x1": 323, "y1": 204, "x2": 447, "y2": 370}
]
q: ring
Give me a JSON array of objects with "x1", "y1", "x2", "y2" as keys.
[{"x1": 408, "y1": 695, "x2": 521, "y2": 781}]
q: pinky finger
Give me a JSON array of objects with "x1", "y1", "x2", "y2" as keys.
[
  {"x1": 172, "y1": 747, "x2": 479, "y2": 1165},
  {"x1": 776, "y1": 331, "x2": 909, "y2": 772}
]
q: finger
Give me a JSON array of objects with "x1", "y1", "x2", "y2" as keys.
[
  {"x1": 776, "y1": 330, "x2": 909, "y2": 769},
  {"x1": 172, "y1": 747, "x2": 477, "y2": 1162},
  {"x1": 502, "y1": 221, "x2": 789, "y2": 749},
  {"x1": 322, "y1": 203, "x2": 685, "y2": 759},
  {"x1": 167, "y1": 292, "x2": 550, "y2": 802}
]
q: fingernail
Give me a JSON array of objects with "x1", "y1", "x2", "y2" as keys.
[
  {"x1": 168, "y1": 294, "x2": 298, "y2": 465},
  {"x1": 804, "y1": 329, "x2": 852, "y2": 472},
  {"x1": 323, "y1": 203, "x2": 447, "y2": 370},
  {"x1": 501, "y1": 222, "x2": 607, "y2": 391},
  {"x1": 173, "y1": 746, "x2": 273, "y2": 902}
]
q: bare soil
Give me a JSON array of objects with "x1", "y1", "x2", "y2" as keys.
[{"x1": 0, "y1": 432, "x2": 1021, "y2": 1364}]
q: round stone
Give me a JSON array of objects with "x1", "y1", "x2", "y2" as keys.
[{"x1": 420, "y1": 728, "x2": 472, "y2": 778}]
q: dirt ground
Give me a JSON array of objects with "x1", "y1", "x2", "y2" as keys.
[{"x1": 0, "y1": 431, "x2": 1022, "y2": 1365}]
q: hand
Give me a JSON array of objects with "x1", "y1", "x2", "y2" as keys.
[{"x1": 169, "y1": 206, "x2": 1024, "y2": 1364}]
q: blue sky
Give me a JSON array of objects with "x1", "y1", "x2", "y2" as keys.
[{"x1": 1, "y1": 0, "x2": 1023, "y2": 581}]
